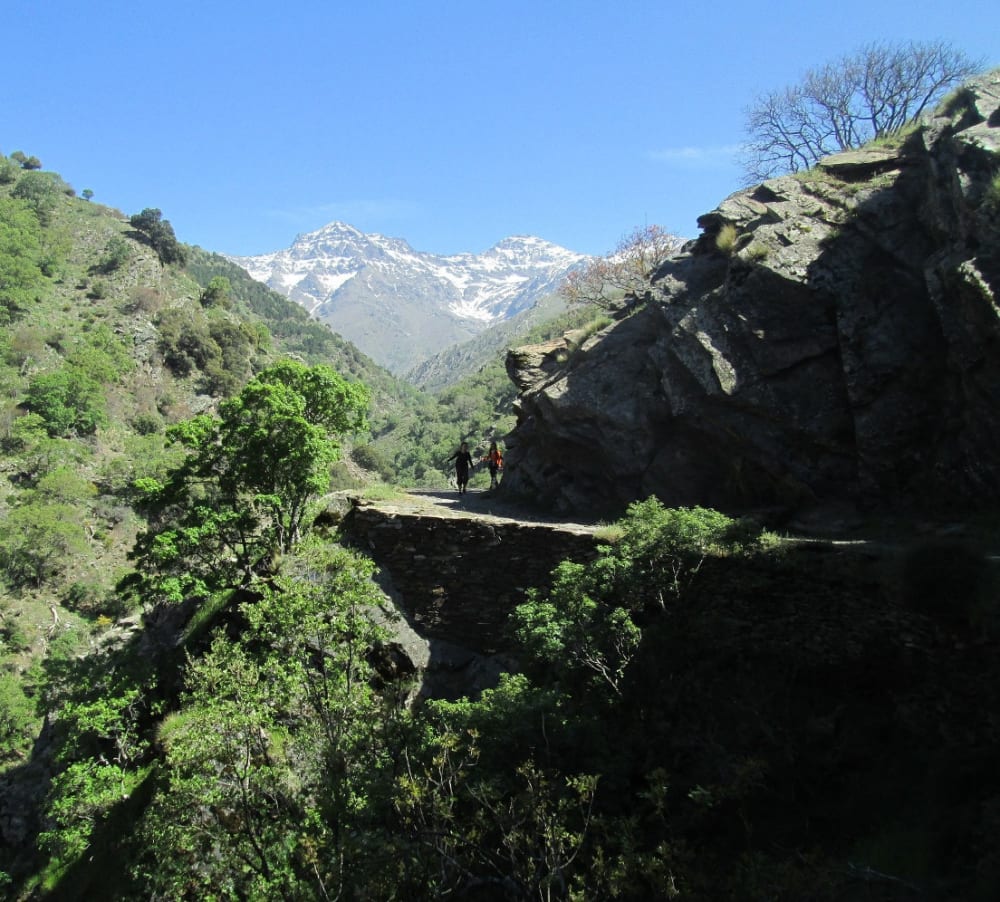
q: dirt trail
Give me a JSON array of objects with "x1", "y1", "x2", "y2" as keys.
[{"x1": 358, "y1": 488, "x2": 605, "y2": 533}]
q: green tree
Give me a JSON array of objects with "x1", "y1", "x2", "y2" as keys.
[
  {"x1": 128, "y1": 207, "x2": 186, "y2": 266},
  {"x1": 154, "y1": 305, "x2": 217, "y2": 376},
  {"x1": 66, "y1": 325, "x2": 135, "y2": 383},
  {"x1": 130, "y1": 361, "x2": 369, "y2": 601},
  {"x1": 513, "y1": 500, "x2": 758, "y2": 696},
  {"x1": 11, "y1": 170, "x2": 62, "y2": 226},
  {"x1": 202, "y1": 315, "x2": 258, "y2": 396},
  {"x1": 0, "y1": 196, "x2": 45, "y2": 323},
  {"x1": 199, "y1": 275, "x2": 231, "y2": 308},
  {"x1": 0, "y1": 673, "x2": 36, "y2": 761},
  {"x1": 0, "y1": 502, "x2": 89, "y2": 588},
  {"x1": 25, "y1": 367, "x2": 108, "y2": 437},
  {"x1": 135, "y1": 542, "x2": 404, "y2": 900},
  {"x1": 0, "y1": 156, "x2": 19, "y2": 185}
]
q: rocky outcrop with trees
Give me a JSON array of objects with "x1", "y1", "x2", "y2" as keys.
[{"x1": 503, "y1": 69, "x2": 1000, "y2": 521}]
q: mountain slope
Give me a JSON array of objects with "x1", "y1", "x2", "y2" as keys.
[{"x1": 229, "y1": 222, "x2": 586, "y2": 375}]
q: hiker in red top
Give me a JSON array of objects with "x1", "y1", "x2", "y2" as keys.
[{"x1": 482, "y1": 441, "x2": 503, "y2": 490}]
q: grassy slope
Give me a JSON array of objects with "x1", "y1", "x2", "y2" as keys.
[{"x1": 0, "y1": 166, "x2": 427, "y2": 768}]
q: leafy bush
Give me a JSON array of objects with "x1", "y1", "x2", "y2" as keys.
[
  {"x1": 130, "y1": 412, "x2": 163, "y2": 435},
  {"x1": 95, "y1": 236, "x2": 132, "y2": 274},
  {"x1": 199, "y1": 275, "x2": 231, "y2": 308},
  {"x1": 513, "y1": 499, "x2": 762, "y2": 697},
  {"x1": 154, "y1": 307, "x2": 217, "y2": 377},
  {"x1": 86, "y1": 280, "x2": 108, "y2": 300},
  {"x1": 351, "y1": 442, "x2": 394, "y2": 480},
  {"x1": 66, "y1": 325, "x2": 135, "y2": 383},
  {"x1": 25, "y1": 367, "x2": 108, "y2": 437}
]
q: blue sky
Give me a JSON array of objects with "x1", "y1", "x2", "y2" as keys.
[{"x1": 4, "y1": 1, "x2": 997, "y2": 257}]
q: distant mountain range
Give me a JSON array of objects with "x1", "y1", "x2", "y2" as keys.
[{"x1": 228, "y1": 222, "x2": 587, "y2": 375}]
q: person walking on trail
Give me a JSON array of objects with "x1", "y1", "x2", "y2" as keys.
[
  {"x1": 482, "y1": 441, "x2": 503, "y2": 490},
  {"x1": 447, "y1": 441, "x2": 474, "y2": 494}
]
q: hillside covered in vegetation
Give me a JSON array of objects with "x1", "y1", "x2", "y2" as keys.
[{"x1": 2, "y1": 66, "x2": 999, "y2": 902}]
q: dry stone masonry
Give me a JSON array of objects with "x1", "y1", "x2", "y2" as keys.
[{"x1": 341, "y1": 495, "x2": 601, "y2": 655}]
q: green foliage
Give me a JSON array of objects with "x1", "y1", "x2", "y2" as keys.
[
  {"x1": 395, "y1": 709, "x2": 600, "y2": 901},
  {"x1": 610, "y1": 499, "x2": 759, "y2": 600},
  {"x1": 11, "y1": 170, "x2": 62, "y2": 226},
  {"x1": 515, "y1": 500, "x2": 760, "y2": 697},
  {"x1": 127, "y1": 361, "x2": 369, "y2": 602},
  {"x1": 350, "y1": 441, "x2": 395, "y2": 480},
  {"x1": 133, "y1": 542, "x2": 405, "y2": 900},
  {"x1": 0, "y1": 196, "x2": 45, "y2": 323},
  {"x1": 154, "y1": 305, "x2": 215, "y2": 376},
  {"x1": 155, "y1": 305, "x2": 259, "y2": 394},
  {"x1": 0, "y1": 502, "x2": 90, "y2": 588},
  {"x1": 34, "y1": 644, "x2": 160, "y2": 886},
  {"x1": 0, "y1": 156, "x2": 20, "y2": 185},
  {"x1": 199, "y1": 274, "x2": 231, "y2": 308},
  {"x1": 66, "y1": 324, "x2": 135, "y2": 383},
  {"x1": 95, "y1": 235, "x2": 132, "y2": 274},
  {"x1": 128, "y1": 207, "x2": 186, "y2": 265},
  {"x1": 0, "y1": 672, "x2": 36, "y2": 761},
  {"x1": 25, "y1": 366, "x2": 108, "y2": 437}
]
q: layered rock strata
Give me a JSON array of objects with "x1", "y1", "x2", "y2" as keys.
[{"x1": 503, "y1": 70, "x2": 1000, "y2": 519}]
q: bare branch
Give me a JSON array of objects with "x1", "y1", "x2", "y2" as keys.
[
  {"x1": 560, "y1": 225, "x2": 685, "y2": 312},
  {"x1": 741, "y1": 40, "x2": 982, "y2": 183}
]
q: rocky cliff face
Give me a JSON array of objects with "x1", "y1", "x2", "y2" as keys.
[{"x1": 503, "y1": 70, "x2": 1000, "y2": 520}]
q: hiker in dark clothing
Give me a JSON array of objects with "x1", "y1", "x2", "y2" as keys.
[{"x1": 447, "y1": 441, "x2": 474, "y2": 494}]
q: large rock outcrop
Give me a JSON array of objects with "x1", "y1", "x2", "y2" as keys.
[{"x1": 503, "y1": 70, "x2": 1000, "y2": 520}]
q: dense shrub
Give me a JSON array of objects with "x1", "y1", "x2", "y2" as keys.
[
  {"x1": 95, "y1": 236, "x2": 132, "y2": 274},
  {"x1": 24, "y1": 367, "x2": 108, "y2": 437},
  {"x1": 350, "y1": 442, "x2": 394, "y2": 480},
  {"x1": 154, "y1": 307, "x2": 218, "y2": 377}
]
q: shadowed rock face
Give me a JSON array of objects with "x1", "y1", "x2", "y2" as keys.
[{"x1": 503, "y1": 70, "x2": 1000, "y2": 521}]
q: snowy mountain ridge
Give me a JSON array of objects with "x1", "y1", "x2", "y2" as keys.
[{"x1": 228, "y1": 222, "x2": 588, "y2": 374}]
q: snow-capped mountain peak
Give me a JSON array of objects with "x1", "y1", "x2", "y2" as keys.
[{"x1": 228, "y1": 223, "x2": 588, "y2": 374}]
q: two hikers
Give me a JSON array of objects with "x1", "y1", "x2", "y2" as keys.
[{"x1": 447, "y1": 441, "x2": 504, "y2": 493}]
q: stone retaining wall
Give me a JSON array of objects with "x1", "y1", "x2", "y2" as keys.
[{"x1": 342, "y1": 500, "x2": 602, "y2": 654}]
